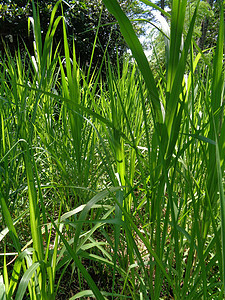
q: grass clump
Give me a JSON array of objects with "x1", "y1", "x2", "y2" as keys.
[{"x1": 0, "y1": 0, "x2": 225, "y2": 299}]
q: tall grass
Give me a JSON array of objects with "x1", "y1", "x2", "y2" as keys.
[
  {"x1": 0, "y1": 0, "x2": 225, "y2": 299},
  {"x1": 102, "y1": 0, "x2": 225, "y2": 299}
]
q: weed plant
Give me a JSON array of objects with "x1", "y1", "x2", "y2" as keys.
[{"x1": 0, "y1": 0, "x2": 225, "y2": 299}]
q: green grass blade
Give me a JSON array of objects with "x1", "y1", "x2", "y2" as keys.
[
  {"x1": 15, "y1": 262, "x2": 40, "y2": 300},
  {"x1": 50, "y1": 218, "x2": 105, "y2": 300},
  {"x1": 0, "y1": 191, "x2": 21, "y2": 253},
  {"x1": 21, "y1": 142, "x2": 44, "y2": 262},
  {"x1": 203, "y1": 0, "x2": 224, "y2": 239},
  {"x1": 165, "y1": 1, "x2": 199, "y2": 156},
  {"x1": 215, "y1": 129, "x2": 225, "y2": 295},
  {"x1": 102, "y1": 0, "x2": 163, "y2": 124},
  {"x1": 3, "y1": 247, "x2": 9, "y2": 295},
  {"x1": 73, "y1": 187, "x2": 121, "y2": 251},
  {"x1": 167, "y1": 0, "x2": 187, "y2": 91},
  {"x1": 139, "y1": 0, "x2": 170, "y2": 18},
  {"x1": 0, "y1": 275, "x2": 6, "y2": 300}
]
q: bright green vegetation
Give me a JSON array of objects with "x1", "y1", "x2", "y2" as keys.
[{"x1": 0, "y1": 0, "x2": 224, "y2": 299}]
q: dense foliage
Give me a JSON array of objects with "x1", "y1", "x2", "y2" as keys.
[
  {"x1": 0, "y1": 0, "x2": 225, "y2": 299},
  {"x1": 0, "y1": 0, "x2": 144, "y2": 69},
  {"x1": 154, "y1": 0, "x2": 220, "y2": 49}
]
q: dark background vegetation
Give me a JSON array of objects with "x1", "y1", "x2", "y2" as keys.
[
  {"x1": 0, "y1": 0, "x2": 220, "y2": 70},
  {"x1": 0, "y1": 0, "x2": 145, "y2": 70},
  {"x1": 155, "y1": 0, "x2": 221, "y2": 50}
]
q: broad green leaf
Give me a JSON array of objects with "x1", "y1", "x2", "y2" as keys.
[{"x1": 15, "y1": 262, "x2": 40, "y2": 300}]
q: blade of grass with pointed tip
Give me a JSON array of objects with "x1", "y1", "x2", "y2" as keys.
[
  {"x1": 139, "y1": 0, "x2": 170, "y2": 18},
  {"x1": 102, "y1": 0, "x2": 163, "y2": 125},
  {"x1": 50, "y1": 216, "x2": 105, "y2": 300},
  {"x1": 165, "y1": 1, "x2": 199, "y2": 158},
  {"x1": 73, "y1": 187, "x2": 122, "y2": 251},
  {"x1": 166, "y1": 0, "x2": 187, "y2": 92}
]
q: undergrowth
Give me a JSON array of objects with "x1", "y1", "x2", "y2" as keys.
[{"x1": 0, "y1": 0, "x2": 225, "y2": 299}]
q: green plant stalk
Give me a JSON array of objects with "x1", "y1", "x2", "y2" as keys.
[
  {"x1": 21, "y1": 142, "x2": 46, "y2": 292},
  {"x1": 17, "y1": 2, "x2": 64, "y2": 296},
  {"x1": 102, "y1": 0, "x2": 163, "y2": 125},
  {"x1": 0, "y1": 191, "x2": 21, "y2": 253},
  {"x1": 61, "y1": 15, "x2": 82, "y2": 175},
  {"x1": 215, "y1": 125, "x2": 225, "y2": 295},
  {"x1": 50, "y1": 188, "x2": 123, "y2": 300},
  {"x1": 3, "y1": 246, "x2": 9, "y2": 295},
  {"x1": 1, "y1": 180, "x2": 35, "y2": 298},
  {"x1": 203, "y1": 0, "x2": 224, "y2": 239},
  {"x1": 100, "y1": 0, "x2": 202, "y2": 298},
  {"x1": 1, "y1": 0, "x2": 225, "y2": 297}
]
